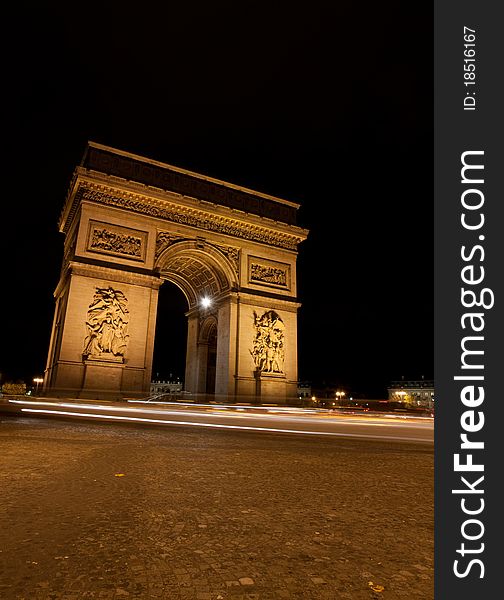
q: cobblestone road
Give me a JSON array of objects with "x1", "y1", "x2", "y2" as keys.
[{"x1": 0, "y1": 417, "x2": 433, "y2": 600}]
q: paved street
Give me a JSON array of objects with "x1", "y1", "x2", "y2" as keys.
[
  {"x1": 0, "y1": 416, "x2": 433, "y2": 600},
  {"x1": 2, "y1": 399, "x2": 434, "y2": 444}
]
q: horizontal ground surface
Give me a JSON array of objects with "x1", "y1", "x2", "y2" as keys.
[{"x1": 0, "y1": 417, "x2": 433, "y2": 600}]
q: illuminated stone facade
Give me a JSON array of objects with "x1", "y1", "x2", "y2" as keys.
[
  {"x1": 44, "y1": 142, "x2": 308, "y2": 400},
  {"x1": 387, "y1": 380, "x2": 434, "y2": 409}
]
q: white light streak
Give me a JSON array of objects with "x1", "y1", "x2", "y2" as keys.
[
  {"x1": 8, "y1": 399, "x2": 431, "y2": 429},
  {"x1": 19, "y1": 408, "x2": 432, "y2": 443}
]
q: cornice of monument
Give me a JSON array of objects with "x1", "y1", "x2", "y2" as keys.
[
  {"x1": 60, "y1": 170, "x2": 308, "y2": 252},
  {"x1": 67, "y1": 260, "x2": 164, "y2": 288},
  {"x1": 237, "y1": 290, "x2": 302, "y2": 311}
]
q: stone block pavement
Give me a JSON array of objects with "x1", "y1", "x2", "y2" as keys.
[{"x1": 0, "y1": 417, "x2": 433, "y2": 599}]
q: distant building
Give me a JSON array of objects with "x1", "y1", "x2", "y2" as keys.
[
  {"x1": 150, "y1": 379, "x2": 183, "y2": 395},
  {"x1": 297, "y1": 381, "x2": 312, "y2": 399},
  {"x1": 387, "y1": 379, "x2": 434, "y2": 409}
]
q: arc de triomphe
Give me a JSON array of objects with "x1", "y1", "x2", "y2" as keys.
[{"x1": 44, "y1": 142, "x2": 308, "y2": 401}]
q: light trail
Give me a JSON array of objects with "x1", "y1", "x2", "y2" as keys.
[
  {"x1": 8, "y1": 399, "x2": 430, "y2": 429},
  {"x1": 128, "y1": 398, "x2": 320, "y2": 414},
  {"x1": 20, "y1": 408, "x2": 432, "y2": 443}
]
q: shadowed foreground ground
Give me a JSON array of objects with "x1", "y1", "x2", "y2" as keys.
[{"x1": 0, "y1": 417, "x2": 433, "y2": 600}]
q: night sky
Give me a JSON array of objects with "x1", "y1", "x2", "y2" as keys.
[{"x1": 2, "y1": 2, "x2": 432, "y2": 398}]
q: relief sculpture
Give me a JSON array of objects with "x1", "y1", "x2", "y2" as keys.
[
  {"x1": 83, "y1": 287, "x2": 130, "y2": 359},
  {"x1": 90, "y1": 227, "x2": 142, "y2": 258},
  {"x1": 250, "y1": 263, "x2": 287, "y2": 287},
  {"x1": 251, "y1": 310, "x2": 285, "y2": 374},
  {"x1": 215, "y1": 244, "x2": 240, "y2": 275},
  {"x1": 77, "y1": 185, "x2": 302, "y2": 251},
  {"x1": 155, "y1": 231, "x2": 184, "y2": 258}
]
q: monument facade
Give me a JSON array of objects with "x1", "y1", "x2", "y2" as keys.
[{"x1": 44, "y1": 142, "x2": 308, "y2": 401}]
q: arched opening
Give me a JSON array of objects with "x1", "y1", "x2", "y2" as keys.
[
  {"x1": 151, "y1": 281, "x2": 188, "y2": 394},
  {"x1": 206, "y1": 326, "x2": 217, "y2": 394},
  {"x1": 199, "y1": 318, "x2": 218, "y2": 397},
  {"x1": 155, "y1": 241, "x2": 237, "y2": 309},
  {"x1": 154, "y1": 241, "x2": 237, "y2": 398}
]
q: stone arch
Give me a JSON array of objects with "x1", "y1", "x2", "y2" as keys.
[
  {"x1": 156, "y1": 240, "x2": 237, "y2": 309},
  {"x1": 155, "y1": 242, "x2": 236, "y2": 398},
  {"x1": 44, "y1": 142, "x2": 307, "y2": 401},
  {"x1": 199, "y1": 314, "x2": 218, "y2": 343}
]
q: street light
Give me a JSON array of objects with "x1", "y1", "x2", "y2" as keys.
[
  {"x1": 335, "y1": 390, "x2": 346, "y2": 405},
  {"x1": 33, "y1": 377, "x2": 43, "y2": 396}
]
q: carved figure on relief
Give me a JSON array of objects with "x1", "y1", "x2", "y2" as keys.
[
  {"x1": 155, "y1": 231, "x2": 183, "y2": 258},
  {"x1": 91, "y1": 228, "x2": 142, "y2": 257},
  {"x1": 251, "y1": 310, "x2": 285, "y2": 374},
  {"x1": 250, "y1": 263, "x2": 287, "y2": 286},
  {"x1": 83, "y1": 287, "x2": 130, "y2": 358}
]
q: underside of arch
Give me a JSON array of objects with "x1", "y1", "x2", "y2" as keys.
[{"x1": 156, "y1": 241, "x2": 236, "y2": 309}]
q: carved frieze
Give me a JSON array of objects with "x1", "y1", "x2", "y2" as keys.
[
  {"x1": 214, "y1": 243, "x2": 240, "y2": 275},
  {"x1": 248, "y1": 256, "x2": 291, "y2": 290},
  {"x1": 250, "y1": 310, "x2": 285, "y2": 374},
  {"x1": 155, "y1": 231, "x2": 184, "y2": 258},
  {"x1": 87, "y1": 220, "x2": 147, "y2": 261},
  {"x1": 83, "y1": 287, "x2": 130, "y2": 361},
  {"x1": 74, "y1": 183, "x2": 304, "y2": 251}
]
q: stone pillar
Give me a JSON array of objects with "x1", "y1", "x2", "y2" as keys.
[
  {"x1": 44, "y1": 262, "x2": 162, "y2": 399},
  {"x1": 195, "y1": 341, "x2": 209, "y2": 394},
  {"x1": 232, "y1": 294, "x2": 300, "y2": 404},
  {"x1": 184, "y1": 313, "x2": 199, "y2": 394},
  {"x1": 215, "y1": 295, "x2": 237, "y2": 400}
]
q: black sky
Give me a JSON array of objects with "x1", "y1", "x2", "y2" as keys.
[{"x1": 2, "y1": 1, "x2": 432, "y2": 397}]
